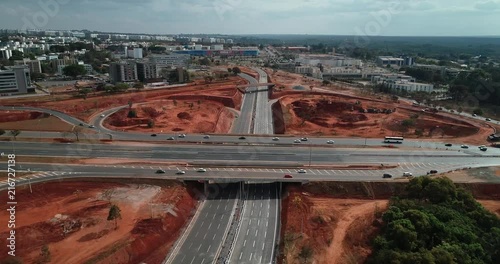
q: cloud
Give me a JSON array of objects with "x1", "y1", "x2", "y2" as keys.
[{"x1": 475, "y1": 1, "x2": 500, "y2": 10}]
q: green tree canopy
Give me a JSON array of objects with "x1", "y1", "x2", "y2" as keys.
[{"x1": 63, "y1": 64, "x2": 87, "y2": 79}]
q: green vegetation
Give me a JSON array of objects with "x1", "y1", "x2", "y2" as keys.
[
  {"x1": 34, "y1": 245, "x2": 51, "y2": 264},
  {"x1": 63, "y1": 64, "x2": 87, "y2": 79},
  {"x1": 107, "y1": 204, "x2": 122, "y2": 229},
  {"x1": 368, "y1": 177, "x2": 500, "y2": 264}
]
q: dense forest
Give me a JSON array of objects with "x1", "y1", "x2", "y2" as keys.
[{"x1": 367, "y1": 177, "x2": 500, "y2": 264}]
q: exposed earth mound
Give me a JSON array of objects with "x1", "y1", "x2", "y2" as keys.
[
  {"x1": 277, "y1": 94, "x2": 485, "y2": 141},
  {"x1": 105, "y1": 100, "x2": 234, "y2": 133},
  {"x1": 0, "y1": 181, "x2": 196, "y2": 264}
]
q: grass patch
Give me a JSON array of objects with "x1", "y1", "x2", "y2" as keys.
[{"x1": 83, "y1": 240, "x2": 130, "y2": 264}]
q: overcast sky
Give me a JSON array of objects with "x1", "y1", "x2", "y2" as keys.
[{"x1": 1, "y1": 0, "x2": 499, "y2": 36}]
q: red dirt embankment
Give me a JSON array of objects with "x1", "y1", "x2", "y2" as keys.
[
  {"x1": 0, "y1": 111, "x2": 48, "y2": 123},
  {"x1": 0, "y1": 181, "x2": 196, "y2": 264},
  {"x1": 104, "y1": 99, "x2": 234, "y2": 134},
  {"x1": 0, "y1": 76, "x2": 246, "y2": 122}
]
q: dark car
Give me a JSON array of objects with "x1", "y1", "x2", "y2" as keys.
[
  {"x1": 445, "y1": 143, "x2": 452, "y2": 147},
  {"x1": 383, "y1": 173, "x2": 393, "y2": 178},
  {"x1": 284, "y1": 174, "x2": 293, "y2": 179},
  {"x1": 428, "y1": 170, "x2": 438, "y2": 174},
  {"x1": 239, "y1": 136, "x2": 246, "y2": 140},
  {"x1": 155, "y1": 169, "x2": 165, "y2": 174},
  {"x1": 151, "y1": 134, "x2": 157, "y2": 137}
]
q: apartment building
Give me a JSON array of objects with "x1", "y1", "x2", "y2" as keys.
[
  {"x1": 14, "y1": 59, "x2": 42, "y2": 74},
  {"x1": 0, "y1": 66, "x2": 34, "y2": 96},
  {"x1": 150, "y1": 54, "x2": 190, "y2": 67},
  {"x1": 109, "y1": 61, "x2": 138, "y2": 83},
  {"x1": 136, "y1": 62, "x2": 159, "y2": 82}
]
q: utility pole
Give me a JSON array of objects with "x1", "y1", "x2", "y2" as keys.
[{"x1": 28, "y1": 177, "x2": 32, "y2": 194}]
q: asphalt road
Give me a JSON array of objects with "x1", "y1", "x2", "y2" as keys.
[
  {"x1": 2, "y1": 141, "x2": 499, "y2": 165},
  {"x1": 170, "y1": 184, "x2": 238, "y2": 264},
  {"x1": 252, "y1": 68, "x2": 274, "y2": 135},
  {"x1": 229, "y1": 183, "x2": 278, "y2": 264},
  {"x1": 232, "y1": 74, "x2": 258, "y2": 134}
]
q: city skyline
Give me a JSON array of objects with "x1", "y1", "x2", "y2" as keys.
[{"x1": 0, "y1": 0, "x2": 499, "y2": 36}]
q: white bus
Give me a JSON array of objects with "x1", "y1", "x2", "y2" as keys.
[{"x1": 384, "y1": 136, "x2": 404, "y2": 143}]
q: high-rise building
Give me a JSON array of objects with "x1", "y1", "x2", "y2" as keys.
[
  {"x1": 0, "y1": 66, "x2": 34, "y2": 96},
  {"x1": 14, "y1": 59, "x2": 42, "y2": 74},
  {"x1": 109, "y1": 61, "x2": 138, "y2": 83},
  {"x1": 136, "y1": 62, "x2": 159, "y2": 82},
  {"x1": 0, "y1": 49, "x2": 12, "y2": 60}
]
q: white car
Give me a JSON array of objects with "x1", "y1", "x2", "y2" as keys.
[
  {"x1": 272, "y1": 137, "x2": 280, "y2": 141},
  {"x1": 297, "y1": 169, "x2": 307, "y2": 173},
  {"x1": 176, "y1": 170, "x2": 186, "y2": 175},
  {"x1": 197, "y1": 168, "x2": 207, "y2": 172},
  {"x1": 294, "y1": 139, "x2": 301, "y2": 143},
  {"x1": 100, "y1": 114, "x2": 105, "y2": 118},
  {"x1": 327, "y1": 140, "x2": 335, "y2": 144},
  {"x1": 403, "y1": 172, "x2": 413, "y2": 177},
  {"x1": 178, "y1": 134, "x2": 186, "y2": 138}
]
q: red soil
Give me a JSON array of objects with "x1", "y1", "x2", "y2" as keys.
[
  {"x1": 274, "y1": 93, "x2": 492, "y2": 144},
  {"x1": 281, "y1": 183, "x2": 500, "y2": 264},
  {"x1": 0, "y1": 181, "x2": 195, "y2": 264},
  {"x1": 104, "y1": 99, "x2": 234, "y2": 134}
]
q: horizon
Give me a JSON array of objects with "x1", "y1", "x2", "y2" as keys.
[{"x1": 1, "y1": 0, "x2": 500, "y2": 36}]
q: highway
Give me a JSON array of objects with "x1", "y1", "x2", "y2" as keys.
[
  {"x1": 252, "y1": 68, "x2": 274, "y2": 135},
  {"x1": 232, "y1": 74, "x2": 258, "y2": 134},
  {"x1": 169, "y1": 184, "x2": 238, "y2": 264},
  {"x1": 228, "y1": 183, "x2": 278, "y2": 264}
]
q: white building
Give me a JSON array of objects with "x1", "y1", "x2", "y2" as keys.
[
  {"x1": 78, "y1": 61, "x2": 94, "y2": 75},
  {"x1": 371, "y1": 74, "x2": 415, "y2": 83},
  {"x1": 376, "y1": 56, "x2": 405, "y2": 68},
  {"x1": 150, "y1": 54, "x2": 190, "y2": 67},
  {"x1": 295, "y1": 66, "x2": 323, "y2": 79},
  {"x1": 0, "y1": 49, "x2": 13, "y2": 60},
  {"x1": 296, "y1": 54, "x2": 363, "y2": 68},
  {"x1": 212, "y1": 44, "x2": 224, "y2": 51},
  {"x1": 386, "y1": 81, "x2": 434, "y2": 93},
  {"x1": 0, "y1": 66, "x2": 34, "y2": 96},
  {"x1": 126, "y1": 47, "x2": 143, "y2": 59}
]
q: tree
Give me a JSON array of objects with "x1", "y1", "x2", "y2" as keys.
[
  {"x1": 9, "y1": 50, "x2": 24, "y2": 61},
  {"x1": 9, "y1": 130, "x2": 20, "y2": 140},
  {"x1": 127, "y1": 110, "x2": 137, "y2": 118},
  {"x1": 35, "y1": 245, "x2": 51, "y2": 264},
  {"x1": 107, "y1": 204, "x2": 122, "y2": 229},
  {"x1": 63, "y1": 64, "x2": 87, "y2": 79},
  {"x1": 147, "y1": 119, "x2": 155, "y2": 128},
  {"x1": 70, "y1": 126, "x2": 84, "y2": 141},
  {"x1": 232, "y1": 67, "x2": 241, "y2": 75},
  {"x1": 473, "y1": 108, "x2": 483, "y2": 116},
  {"x1": 227, "y1": 68, "x2": 232, "y2": 73},
  {"x1": 133, "y1": 82, "x2": 144, "y2": 90}
]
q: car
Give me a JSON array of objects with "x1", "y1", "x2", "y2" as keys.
[
  {"x1": 403, "y1": 172, "x2": 413, "y2": 177},
  {"x1": 486, "y1": 118, "x2": 491, "y2": 121},
  {"x1": 272, "y1": 137, "x2": 280, "y2": 141},
  {"x1": 297, "y1": 169, "x2": 307, "y2": 173},
  {"x1": 178, "y1": 134, "x2": 186, "y2": 138},
  {"x1": 151, "y1": 134, "x2": 157, "y2": 137},
  {"x1": 100, "y1": 114, "x2": 105, "y2": 118},
  {"x1": 155, "y1": 169, "x2": 165, "y2": 174},
  {"x1": 176, "y1": 170, "x2": 186, "y2": 175},
  {"x1": 284, "y1": 174, "x2": 293, "y2": 178},
  {"x1": 197, "y1": 168, "x2": 207, "y2": 172},
  {"x1": 473, "y1": 114, "x2": 477, "y2": 117},
  {"x1": 300, "y1": 137, "x2": 308, "y2": 141},
  {"x1": 461, "y1": 145, "x2": 469, "y2": 149},
  {"x1": 383, "y1": 173, "x2": 393, "y2": 178},
  {"x1": 479, "y1": 147, "x2": 488, "y2": 151},
  {"x1": 79, "y1": 123, "x2": 84, "y2": 126},
  {"x1": 428, "y1": 170, "x2": 438, "y2": 174},
  {"x1": 327, "y1": 140, "x2": 335, "y2": 144},
  {"x1": 239, "y1": 136, "x2": 246, "y2": 140},
  {"x1": 88, "y1": 125, "x2": 95, "y2": 128},
  {"x1": 167, "y1": 137, "x2": 175, "y2": 140},
  {"x1": 203, "y1": 135, "x2": 210, "y2": 139},
  {"x1": 293, "y1": 139, "x2": 301, "y2": 143},
  {"x1": 445, "y1": 143, "x2": 452, "y2": 147}
]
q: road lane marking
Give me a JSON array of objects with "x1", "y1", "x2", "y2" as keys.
[
  {"x1": 239, "y1": 252, "x2": 243, "y2": 260},
  {"x1": 250, "y1": 253, "x2": 253, "y2": 261},
  {"x1": 190, "y1": 256, "x2": 195, "y2": 264},
  {"x1": 207, "y1": 245, "x2": 211, "y2": 252},
  {"x1": 253, "y1": 241, "x2": 256, "y2": 248},
  {"x1": 244, "y1": 240, "x2": 247, "y2": 247},
  {"x1": 246, "y1": 229, "x2": 249, "y2": 236}
]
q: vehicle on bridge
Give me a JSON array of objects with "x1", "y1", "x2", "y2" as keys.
[
  {"x1": 383, "y1": 173, "x2": 393, "y2": 178},
  {"x1": 384, "y1": 136, "x2": 404, "y2": 143}
]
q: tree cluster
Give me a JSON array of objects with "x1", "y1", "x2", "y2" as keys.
[{"x1": 368, "y1": 177, "x2": 500, "y2": 264}]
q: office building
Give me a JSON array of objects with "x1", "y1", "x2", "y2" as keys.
[
  {"x1": 150, "y1": 54, "x2": 190, "y2": 67},
  {"x1": 372, "y1": 74, "x2": 433, "y2": 93},
  {"x1": 376, "y1": 56, "x2": 405, "y2": 68},
  {"x1": 0, "y1": 49, "x2": 12, "y2": 60},
  {"x1": 136, "y1": 62, "x2": 159, "y2": 82},
  {"x1": 0, "y1": 66, "x2": 34, "y2": 96}
]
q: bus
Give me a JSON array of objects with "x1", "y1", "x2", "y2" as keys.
[{"x1": 384, "y1": 136, "x2": 404, "y2": 143}]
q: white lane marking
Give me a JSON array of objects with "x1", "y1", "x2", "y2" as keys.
[
  {"x1": 250, "y1": 253, "x2": 253, "y2": 261},
  {"x1": 239, "y1": 252, "x2": 243, "y2": 260},
  {"x1": 217, "y1": 223, "x2": 220, "y2": 229},
  {"x1": 207, "y1": 244, "x2": 211, "y2": 252},
  {"x1": 253, "y1": 240, "x2": 256, "y2": 248},
  {"x1": 246, "y1": 229, "x2": 249, "y2": 236},
  {"x1": 243, "y1": 240, "x2": 247, "y2": 247}
]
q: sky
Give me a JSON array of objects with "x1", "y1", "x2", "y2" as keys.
[{"x1": 0, "y1": 0, "x2": 499, "y2": 36}]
